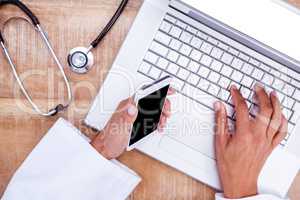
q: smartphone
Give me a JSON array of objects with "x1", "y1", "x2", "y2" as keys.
[{"x1": 127, "y1": 76, "x2": 172, "y2": 151}]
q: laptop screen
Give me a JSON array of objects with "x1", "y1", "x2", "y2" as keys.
[{"x1": 181, "y1": 0, "x2": 300, "y2": 64}]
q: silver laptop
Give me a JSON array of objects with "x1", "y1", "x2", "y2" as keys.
[{"x1": 85, "y1": 0, "x2": 300, "y2": 197}]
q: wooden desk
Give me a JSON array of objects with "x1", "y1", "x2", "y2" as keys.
[{"x1": 0, "y1": 0, "x2": 299, "y2": 199}]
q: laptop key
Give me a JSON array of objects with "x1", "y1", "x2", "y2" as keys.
[
  {"x1": 155, "y1": 31, "x2": 171, "y2": 45},
  {"x1": 150, "y1": 41, "x2": 169, "y2": 57},
  {"x1": 220, "y1": 65, "x2": 233, "y2": 77},
  {"x1": 231, "y1": 70, "x2": 243, "y2": 82},
  {"x1": 200, "y1": 42, "x2": 213, "y2": 54},
  {"x1": 252, "y1": 68, "x2": 264, "y2": 80},
  {"x1": 283, "y1": 84, "x2": 295, "y2": 97},
  {"x1": 180, "y1": 31, "x2": 193, "y2": 44},
  {"x1": 242, "y1": 63, "x2": 254, "y2": 75},
  {"x1": 186, "y1": 25, "x2": 197, "y2": 35},
  {"x1": 231, "y1": 58, "x2": 244, "y2": 70},
  {"x1": 177, "y1": 56, "x2": 190, "y2": 68},
  {"x1": 169, "y1": 39, "x2": 182, "y2": 51},
  {"x1": 282, "y1": 96, "x2": 295, "y2": 110},
  {"x1": 228, "y1": 48, "x2": 239, "y2": 56},
  {"x1": 148, "y1": 66, "x2": 161, "y2": 80},
  {"x1": 171, "y1": 78, "x2": 185, "y2": 91},
  {"x1": 190, "y1": 49, "x2": 203, "y2": 61},
  {"x1": 139, "y1": 62, "x2": 152, "y2": 74},
  {"x1": 179, "y1": 44, "x2": 192, "y2": 56},
  {"x1": 262, "y1": 73, "x2": 274, "y2": 86},
  {"x1": 169, "y1": 26, "x2": 182, "y2": 38},
  {"x1": 208, "y1": 84, "x2": 220, "y2": 96},
  {"x1": 187, "y1": 73, "x2": 200, "y2": 85},
  {"x1": 177, "y1": 68, "x2": 190, "y2": 80},
  {"x1": 282, "y1": 108, "x2": 293, "y2": 120},
  {"x1": 208, "y1": 71, "x2": 220, "y2": 83},
  {"x1": 221, "y1": 52, "x2": 234, "y2": 65},
  {"x1": 218, "y1": 76, "x2": 231, "y2": 89},
  {"x1": 176, "y1": 20, "x2": 187, "y2": 29},
  {"x1": 188, "y1": 61, "x2": 200, "y2": 73},
  {"x1": 240, "y1": 86, "x2": 251, "y2": 99},
  {"x1": 182, "y1": 84, "x2": 216, "y2": 109},
  {"x1": 157, "y1": 57, "x2": 169, "y2": 70},
  {"x1": 167, "y1": 50, "x2": 179, "y2": 62},
  {"x1": 249, "y1": 58, "x2": 260, "y2": 67},
  {"x1": 200, "y1": 55, "x2": 213, "y2": 67},
  {"x1": 218, "y1": 88, "x2": 230, "y2": 102},
  {"x1": 293, "y1": 90, "x2": 300, "y2": 100},
  {"x1": 210, "y1": 60, "x2": 223, "y2": 72},
  {"x1": 211, "y1": 47, "x2": 224, "y2": 60},
  {"x1": 241, "y1": 75, "x2": 254, "y2": 88},
  {"x1": 167, "y1": 63, "x2": 179, "y2": 75},
  {"x1": 165, "y1": 15, "x2": 176, "y2": 23},
  {"x1": 160, "y1": 20, "x2": 172, "y2": 33},
  {"x1": 190, "y1": 37, "x2": 203, "y2": 49},
  {"x1": 198, "y1": 79, "x2": 210, "y2": 91},
  {"x1": 197, "y1": 66, "x2": 210, "y2": 78},
  {"x1": 145, "y1": 51, "x2": 159, "y2": 64}
]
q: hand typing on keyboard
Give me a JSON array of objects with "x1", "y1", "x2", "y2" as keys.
[{"x1": 214, "y1": 84, "x2": 288, "y2": 199}]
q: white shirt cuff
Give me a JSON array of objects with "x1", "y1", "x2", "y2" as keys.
[{"x1": 215, "y1": 193, "x2": 288, "y2": 200}]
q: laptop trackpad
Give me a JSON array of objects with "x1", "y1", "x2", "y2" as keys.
[
  {"x1": 159, "y1": 135, "x2": 216, "y2": 173},
  {"x1": 162, "y1": 93, "x2": 216, "y2": 159}
]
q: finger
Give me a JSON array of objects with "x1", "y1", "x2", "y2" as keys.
[
  {"x1": 158, "y1": 115, "x2": 167, "y2": 132},
  {"x1": 214, "y1": 101, "x2": 229, "y2": 147},
  {"x1": 117, "y1": 97, "x2": 135, "y2": 112},
  {"x1": 162, "y1": 99, "x2": 171, "y2": 118},
  {"x1": 272, "y1": 115, "x2": 288, "y2": 148},
  {"x1": 266, "y1": 91, "x2": 282, "y2": 139},
  {"x1": 231, "y1": 85, "x2": 250, "y2": 130},
  {"x1": 254, "y1": 84, "x2": 273, "y2": 119},
  {"x1": 168, "y1": 87, "x2": 176, "y2": 95},
  {"x1": 124, "y1": 99, "x2": 138, "y2": 123}
]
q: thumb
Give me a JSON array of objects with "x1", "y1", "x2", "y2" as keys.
[
  {"x1": 125, "y1": 100, "x2": 138, "y2": 123},
  {"x1": 214, "y1": 102, "x2": 229, "y2": 147}
]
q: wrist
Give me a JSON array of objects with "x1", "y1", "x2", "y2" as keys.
[
  {"x1": 90, "y1": 131, "x2": 110, "y2": 159},
  {"x1": 223, "y1": 181, "x2": 257, "y2": 199}
]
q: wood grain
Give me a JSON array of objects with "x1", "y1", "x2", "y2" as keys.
[{"x1": 0, "y1": 0, "x2": 299, "y2": 199}]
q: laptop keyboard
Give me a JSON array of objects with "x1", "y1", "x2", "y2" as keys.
[{"x1": 137, "y1": 12, "x2": 300, "y2": 146}]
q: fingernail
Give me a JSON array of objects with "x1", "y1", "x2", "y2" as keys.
[
  {"x1": 231, "y1": 85, "x2": 237, "y2": 90},
  {"x1": 214, "y1": 102, "x2": 221, "y2": 111},
  {"x1": 271, "y1": 91, "x2": 277, "y2": 97},
  {"x1": 254, "y1": 83, "x2": 262, "y2": 91},
  {"x1": 127, "y1": 105, "x2": 137, "y2": 116}
]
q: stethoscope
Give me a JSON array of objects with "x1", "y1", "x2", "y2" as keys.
[
  {"x1": 0, "y1": 0, "x2": 72, "y2": 116},
  {"x1": 67, "y1": 0, "x2": 129, "y2": 74}
]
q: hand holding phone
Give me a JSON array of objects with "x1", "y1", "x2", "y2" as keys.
[{"x1": 127, "y1": 76, "x2": 172, "y2": 151}]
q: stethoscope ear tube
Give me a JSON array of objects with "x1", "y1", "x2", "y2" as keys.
[
  {"x1": 0, "y1": 0, "x2": 40, "y2": 25},
  {"x1": 0, "y1": 0, "x2": 72, "y2": 117},
  {"x1": 90, "y1": 0, "x2": 128, "y2": 48}
]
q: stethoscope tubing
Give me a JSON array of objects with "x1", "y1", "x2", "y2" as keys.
[
  {"x1": 90, "y1": 0, "x2": 129, "y2": 49},
  {"x1": 0, "y1": 0, "x2": 72, "y2": 116}
]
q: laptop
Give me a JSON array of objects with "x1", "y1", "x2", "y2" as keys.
[{"x1": 85, "y1": 0, "x2": 300, "y2": 197}]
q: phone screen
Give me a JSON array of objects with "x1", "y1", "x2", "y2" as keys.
[{"x1": 129, "y1": 85, "x2": 170, "y2": 146}]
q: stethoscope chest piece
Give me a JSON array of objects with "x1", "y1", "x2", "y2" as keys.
[{"x1": 68, "y1": 46, "x2": 94, "y2": 74}]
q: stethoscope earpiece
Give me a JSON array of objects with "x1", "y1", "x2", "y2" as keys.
[{"x1": 68, "y1": 46, "x2": 94, "y2": 74}]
